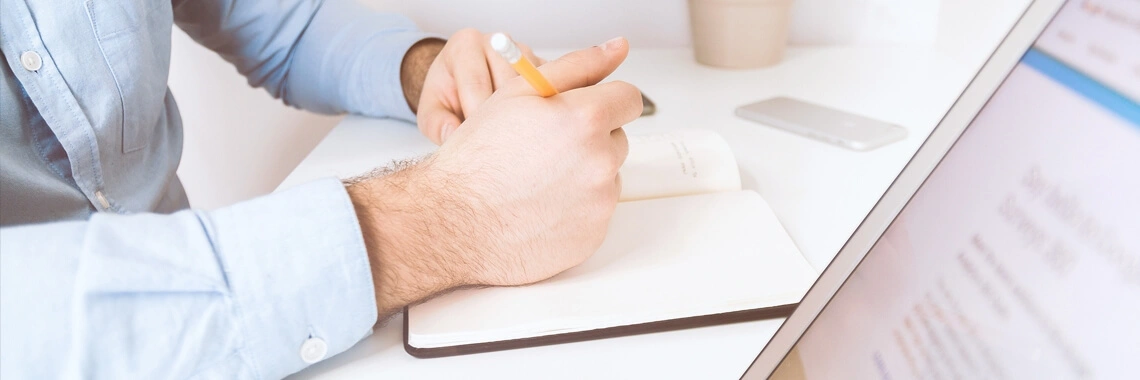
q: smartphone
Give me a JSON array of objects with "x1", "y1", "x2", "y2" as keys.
[
  {"x1": 641, "y1": 92, "x2": 656, "y2": 116},
  {"x1": 735, "y1": 97, "x2": 907, "y2": 151}
]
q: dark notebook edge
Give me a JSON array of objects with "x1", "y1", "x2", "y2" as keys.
[{"x1": 402, "y1": 303, "x2": 798, "y2": 358}]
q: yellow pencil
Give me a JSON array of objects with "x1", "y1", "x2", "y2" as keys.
[{"x1": 490, "y1": 33, "x2": 558, "y2": 97}]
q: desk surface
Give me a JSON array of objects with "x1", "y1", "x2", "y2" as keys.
[{"x1": 279, "y1": 46, "x2": 981, "y2": 379}]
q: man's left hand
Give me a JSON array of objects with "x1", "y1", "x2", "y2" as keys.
[{"x1": 400, "y1": 29, "x2": 545, "y2": 145}]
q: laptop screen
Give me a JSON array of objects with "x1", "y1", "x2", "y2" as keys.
[{"x1": 773, "y1": 1, "x2": 1140, "y2": 378}]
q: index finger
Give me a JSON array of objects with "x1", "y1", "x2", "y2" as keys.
[
  {"x1": 500, "y1": 37, "x2": 630, "y2": 97},
  {"x1": 449, "y1": 36, "x2": 495, "y2": 119},
  {"x1": 559, "y1": 80, "x2": 644, "y2": 132}
]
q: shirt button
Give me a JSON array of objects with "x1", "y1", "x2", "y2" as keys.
[
  {"x1": 300, "y1": 337, "x2": 328, "y2": 364},
  {"x1": 94, "y1": 191, "x2": 111, "y2": 210},
  {"x1": 20, "y1": 51, "x2": 42, "y2": 72}
]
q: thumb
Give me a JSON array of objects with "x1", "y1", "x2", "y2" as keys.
[{"x1": 501, "y1": 37, "x2": 629, "y2": 97}]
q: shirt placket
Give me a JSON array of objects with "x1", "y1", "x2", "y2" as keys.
[{"x1": 1, "y1": 0, "x2": 116, "y2": 213}]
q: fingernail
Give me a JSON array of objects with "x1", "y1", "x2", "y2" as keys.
[
  {"x1": 599, "y1": 37, "x2": 623, "y2": 51},
  {"x1": 440, "y1": 124, "x2": 455, "y2": 142}
]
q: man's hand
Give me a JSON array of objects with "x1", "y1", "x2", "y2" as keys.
[
  {"x1": 407, "y1": 29, "x2": 545, "y2": 145},
  {"x1": 349, "y1": 37, "x2": 641, "y2": 318}
]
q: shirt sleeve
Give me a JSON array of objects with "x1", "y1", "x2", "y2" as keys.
[
  {"x1": 0, "y1": 179, "x2": 378, "y2": 379},
  {"x1": 172, "y1": 0, "x2": 435, "y2": 121}
]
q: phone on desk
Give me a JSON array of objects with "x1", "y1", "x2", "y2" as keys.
[{"x1": 735, "y1": 97, "x2": 906, "y2": 151}]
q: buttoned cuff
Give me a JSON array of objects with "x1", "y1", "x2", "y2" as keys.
[
  {"x1": 310, "y1": 0, "x2": 438, "y2": 122},
  {"x1": 288, "y1": 0, "x2": 438, "y2": 122},
  {"x1": 205, "y1": 178, "x2": 375, "y2": 379},
  {"x1": 351, "y1": 30, "x2": 440, "y2": 123}
]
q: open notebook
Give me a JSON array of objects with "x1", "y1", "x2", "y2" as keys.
[{"x1": 405, "y1": 129, "x2": 818, "y2": 357}]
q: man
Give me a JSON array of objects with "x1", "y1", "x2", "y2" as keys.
[{"x1": 0, "y1": 0, "x2": 642, "y2": 378}]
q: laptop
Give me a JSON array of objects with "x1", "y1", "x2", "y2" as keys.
[{"x1": 742, "y1": 0, "x2": 1140, "y2": 378}]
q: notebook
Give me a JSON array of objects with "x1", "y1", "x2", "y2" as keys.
[{"x1": 404, "y1": 129, "x2": 818, "y2": 357}]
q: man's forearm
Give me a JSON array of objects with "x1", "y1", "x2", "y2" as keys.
[
  {"x1": 401, "y1": 38, "x2": 447, "y2": 114},
  {"x1": 345, "y1": 159, "x2": 477, "y2": 319},
  {"x1": 349, "y1": 36, "x2": 639, "y2": 322}
]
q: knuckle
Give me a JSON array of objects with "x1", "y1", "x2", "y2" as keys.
[
  {"x1": 613, "y1": 127, "x2": 629, "y2": 146},
  {"x1": 456, "y1": 67, "x2": 493, "y2": 87},
  {"x1": 595, "y1": 188, "x2": 620, "y2": 217},
  {"x1": 453, "y1": 28, "x2": 482, "y2": 40},
  {"x1": 459, "y1": 71, "x2": 492, "y2": 86},
  {"x1": 591, "y1": 157, "x2": 620, "y2": 184},
  {"x1": 613, "y1": 81, "x2": 644, "y2": 106},
  {"x1": 607, "y1": 153, "x2": 624, "y2": 173},
  {"x1": 575, "y1": 102, "x2": 608, "y2": 127},
  {"x1": 614, "y1": 135, "x2": 630, "y2": 162},
  {"x1": 611, "y1": 80, "x2": 639, "y2": 94}
]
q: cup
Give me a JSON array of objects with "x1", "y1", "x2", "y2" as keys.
[{"x1": 688, "y1": 0, "x2": 794, "y2": 69}]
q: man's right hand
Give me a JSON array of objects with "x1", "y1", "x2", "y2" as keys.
[{"x1": 346, "y1": 37, "x2": 643, "y2": 318}]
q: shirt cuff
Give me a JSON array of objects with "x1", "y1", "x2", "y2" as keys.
[
  {"x1": 352, "y1": 30, "x2": 440, "y2": 122},
  {"x1": 293, "y1": 0, "x2": 438, "y2": 122},
  {"x1": 204, "y1": 178, "x2": 375, "y2": 379}
]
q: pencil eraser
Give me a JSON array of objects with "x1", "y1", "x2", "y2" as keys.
[
  {"x1": 490, "y1": 33, "x2": 512, "y2": 55},
  {"x1": 490, "y1": 33, "x2": 522, "y2": 63}
]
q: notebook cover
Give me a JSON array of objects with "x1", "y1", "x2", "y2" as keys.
[{"x1": 403, "y1": 303, "x2": 798, "y2": 358}]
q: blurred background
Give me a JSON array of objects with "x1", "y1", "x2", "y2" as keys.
[{"x1": 171, "y1": 0, "x2": 1028, "y2": 209}]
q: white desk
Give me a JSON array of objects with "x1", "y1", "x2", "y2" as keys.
[{"x1": 279, "y1": 46, "x2": 981, "y2": 379}]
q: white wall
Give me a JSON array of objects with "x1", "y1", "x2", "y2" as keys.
[
  {"x1": 173, "y1": 0, "x2": 1026, "y2": 209},
  {"x1": 170, "y1": 30, "x2": 342, "y2": 211},
  {"x1": 361, "y1": 0, "x2": 941, "y2": 48}
]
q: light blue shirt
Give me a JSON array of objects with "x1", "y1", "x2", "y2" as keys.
[{"x1": 0, "y1": 0, "x2": 431, "y2": 378}]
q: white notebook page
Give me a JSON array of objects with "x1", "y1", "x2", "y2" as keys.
[
  {"x1": 619, "y1": 129, "x2": 742, "y2": 202},
  {"x1": 408, "y1": 190, "x2": 817, "y2": 348}
]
